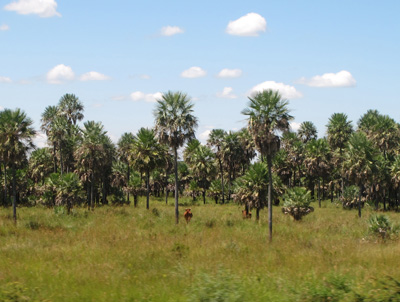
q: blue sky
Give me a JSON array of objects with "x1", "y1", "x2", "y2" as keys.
[{"x1": 1, "y1": 0, "x2": 400, "y2": 147}]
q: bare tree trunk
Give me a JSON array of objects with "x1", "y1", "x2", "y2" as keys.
[
  {"x1": 358, "y1": 185, "x2": 362, "y2": 218},
  {"x1": 146, "y1": 169, "x2": 150, "y2": 210},
  {"x1": 267, "y1": 155, "x2": 273, "y2": 242},
  {"x1": 127, "y1": 164, "x2": 130, "y2": 204},
  {"x1": 203, "y1": 189, "x2": 206, "y2": 204},
  {"x1": 53, "y1": 144, "x2": 57, "y2": 173},
  {"x1": 3, "y1": 163, "x2": 7, "y2": 207},
  {"x1": 90, "y1": 172, "x2": 94, "y2": 211},
  {"x1": 218, "y1": 154, "x2": 225, "y2": 204},
  {"x1": 12, "y1": 163, "x2": 17, "y2": 222},
  {"x1": 174, "y1": 147, "x2": 179, "y2": 224},
  {"x1": 318, "y1": 178, "x2": 321, "y2": 208}
]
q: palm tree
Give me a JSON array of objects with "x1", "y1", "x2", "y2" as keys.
[
  {"x1": 41, "y1": 105, "x2": 59, "y2": 173},
  {"x1": 188, "y1": 144, "x2": 216, "y2": 204},
  {"x1": 0, "y1": 109, "x2": 36, "y2": 221},
  {"x1": 131, "y1": 127, "x2": 165, "y2": 210},
  {"x1": 242, "y1": 89, "x2": 293, "y2": 241},
  {"x1": 207, "y1": 129, "x2": 227, "y2": 203},
  {"x1": 154, "y1": 91, "x2": 198, "y2": 224},
  {"x1": 28, "y1": 148, "x2": 53, "y2": 185},
  {"x1": 326, "y1": 113, "x2": 353, "y2": 196},
  {"x1": 298, "y1": 121, "x2": 317, "y2": 143},
  {"x1": 303, "y1": 138, "x2": 331, "y2": 207},
  {"x1": 58, "y1": 93, "x2": 84, "y2": 126},
  {"x1": 343, "y1": 132, "x2": 378, "y2": 217},
  {"x1": 233, "y1": 162, "x2": 269, "y2": 220},
  {"x1": 117, "y1": 132, "x2": 135, "y2": 203},
  {"x1": 75, "y1": 121, "x2": 110, "y2": 210}
]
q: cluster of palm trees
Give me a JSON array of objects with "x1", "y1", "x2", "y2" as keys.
[{"x1": 1, "y1": 90, "x2": 399, "y2": 237}]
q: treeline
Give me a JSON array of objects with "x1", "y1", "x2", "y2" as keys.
[{"x1": 1, "y1": 90, "x2": 399, "y2": 230}]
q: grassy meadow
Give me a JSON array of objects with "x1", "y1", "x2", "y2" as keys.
[{"x1": 1, "y1": 197, "x2": 400, "y2": 301}]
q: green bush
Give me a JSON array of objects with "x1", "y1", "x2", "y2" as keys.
[
  {"x1": 368, "y1": 214, "x2": 399, "y2": 240},
  {"x1": 282, "y1": 187, "x2": 314, "y2": 221}
]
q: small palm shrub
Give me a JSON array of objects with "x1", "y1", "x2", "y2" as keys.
[
  {"x1": 282, "y1": 187, "x2": 314, "y2": 220},
  {"x1": 341, "y1": 185, "x2": 360, "y2": 209},
  {"x1": 368, "y1": 214, "x2": 399, "y2": 240}
]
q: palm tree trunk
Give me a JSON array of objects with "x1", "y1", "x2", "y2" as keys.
[
  {"x1": 12, "y1": 163, "x2": 17, "y2": 222},
  {"x1": 218, "y1": 157, "x2": 225, "y2": 204},
  {"x1": 174, "y1": 147, "x2": 179, "y2": 224},
  {"x1": 203, "y1": 189, "x2": 206, "y2": 204},
  {"x1": 3, "y1": 163, "x2": 7, "y2": 207},
  {"x1": 59, "y1": 142, "x2": 63, "y2": 176},
  {"x1": 267, "y1": 155, "x2": 273, "y2": 242},
  {"x1": 358, "y1": 184, "x2": 362, "y2": 218},
  {"x1": 318, "y1": 178, "x2": 321, "y2": 208},
  {"x1": 165, "y1": 169, "x2": 169, "y2": 205},
  {"x1": 146, "y1": 168, "x2": 150, "y2": 210},
  {"x1": 53, "y1": 144, "x2": 57, "y2": 173},
  {"x1": 127, "y1": 164, "x2": 130, "y2": 204},
  {"x1": 90, "y1": 172, "x2": 94, "y2": 210}
]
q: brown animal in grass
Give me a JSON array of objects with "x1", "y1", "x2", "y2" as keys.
[
  {"x1": 242, "y1": 209, "x2": 252, "y2": 219},
  {"x1": 184, "y1": 208, "x2": 193, "y2": 223}
]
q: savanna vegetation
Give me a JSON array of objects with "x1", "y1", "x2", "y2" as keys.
[{"x1": 1, "y1": 90, "x2": 400, "y2": 301}]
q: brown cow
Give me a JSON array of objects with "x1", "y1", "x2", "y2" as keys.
[
  {"x1": 184, "y1": 208, "x2": 193, "y2": 223},
  {"x1": 242, "y1": 209, "x2": 252, "y2": 219}
]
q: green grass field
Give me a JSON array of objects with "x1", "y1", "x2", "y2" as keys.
[{"x1": 1, "y1": 198, "x2": 400, "y2": 301}]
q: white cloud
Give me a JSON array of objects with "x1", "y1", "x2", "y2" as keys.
[
  {"x1": 111, "y1": 95, "x2": 126, "y2": 101},
  {"x1": 160, "y1": 26, "x2": 184, "y2": 36},
  {"x1": 217, "y1": 87, "x2": 237, "y2": 99},
  {"x1": 0, "y1": 76, "x2": 12, "y2": 83},
  {"x1": 199, "y1": 130, "x2": 211, "y2": 141},
  {"x1": 250, "y1": 81, "x2": 303, "y2": 99},
  {"x1": 226, "y1": 13, "x2": 267, "y2": 37},
  {"x1": 297, "y1": 70, "x2": 356, "y2": 87},
  {"x1": 130, "y1": 91, "x2": 162, "y2": 103},
  {"x1": 92, "y1": 103, "x2": 103, "y2": 108},
  {"x1": 140, "y1": 74, "x2": 151, "y2": 80},
  {"x1": 0, "y1": 24, "x2": 10, "y2": 31},
  {"x1": 33, "y1": 132, "x2": 48, "y2": 148},
  {"x1": 4, "y1": 0, "x2": 61, "y2": 18},
  {"x1": 181, "y1": 66, "x2": 207, "y2": 78},
  {"x1": 290, "y1": 122, "x2": 301, "y2": 132},
  {"x1": 0, "y1": 106, "x2": 4, "y2": 110},
  {"x1": 79, "y1": 71, "x2": 110, "y2": 81},
  {"x1": 217, "y1": 68, "x2": 242, "y2": 78},
  {"x1": 46, "y1": 64, "x2": 74, "y2": 84}
]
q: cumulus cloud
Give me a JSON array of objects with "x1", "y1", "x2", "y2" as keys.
[
  {"x1": 33, "y1": 132, "x2": 48, "y2": 148},
  {"x1": 199, "y1": 130, "x2": 211, "y2": 141},
  {"x1": 297, "y1": 70, "x2": 356, "y2": 87},
  {"x1": 79, "y1": 71, "x2": 110, "y2": 81},
  {"x1": 160, "y1": 26, "x2": 184, "y2": 36},
  {"x1": 290, "y1": 122, "x2": 301, "y2": 132},
  {"x1": 217, "y1": 68, "x2": 242, "y2": 78},
  {"x1": 217, "y1": 87, "x2": 237, "y2": 99},
  {"x1": 0, "y1": 24, "x2": 10, "y2": 31},
  {"x1": 226, "y1": 13, "x2": 267, "y2": 36},
  {"x1": 4, "y1": 0, "x2": 61, "y2": 18},
  {"x1": 0, "y1": 76, "x2": 12, "y2": 83},
  {"x1": 46, "y1": 64, "x2": 74, "y2": 84},
  {"x1": 0, "y1": 106, "x2": 4, "y2": 110},
  {"x1": 181, "y1": 66, "x2": 207, "y2": 78},
  {"x1": 130, "y1": 91, "x2": 162, "y2": 103},
  {"x1": 250, "y1": 81, "x2": 303, "y2": 99}
]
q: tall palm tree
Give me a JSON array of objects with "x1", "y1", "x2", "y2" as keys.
[
  {"x1": 343, "y1": 132, "x2": 378, "y2": 217},
  {"x1": 326, "y1": 113, "x2": 353, "y2": 196},
  {"x1": 154, "y1": 91, "x2": 198, "y2": 224},
  {"x1": 41, "y1": 105, "x2": 59, "y2": 173},
  {"x1": 58, "y1": 93, "x2": 84, "y2": 126},
  {"x1": 28, "y1": 147, "x2": 53, "y2": 185},
  {"x1": 188, "y1": 144, "x2": 216, "y2": 204},
  {"x1": 131, "y1": 127, "x2": 165, "y2": 210},
  {"x1": 303, "y1": 138, "x2": 331, "y2": 207},
  {"x1": 75, "y1": 121, "x2": 109, "y2": 210},
  {"x1": 298, "y1": 121, "x2": 317, "y2": 143},
  {"x1": 207, "y1": 129, "x2": 227, "y2": 203},
  {"x1": 0, "y1": 109, "x2": 36, "y2": 221},
  {"x1": 118, "y1": 132, "x2": 135, "y2": 203},
  {"x1": 242, "y1": 89, "x2": 293, "y2": 241}
]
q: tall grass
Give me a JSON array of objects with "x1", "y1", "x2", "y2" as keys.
[{"x1": 0, "y1": 197, "x2": 399, "y2": 301}]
